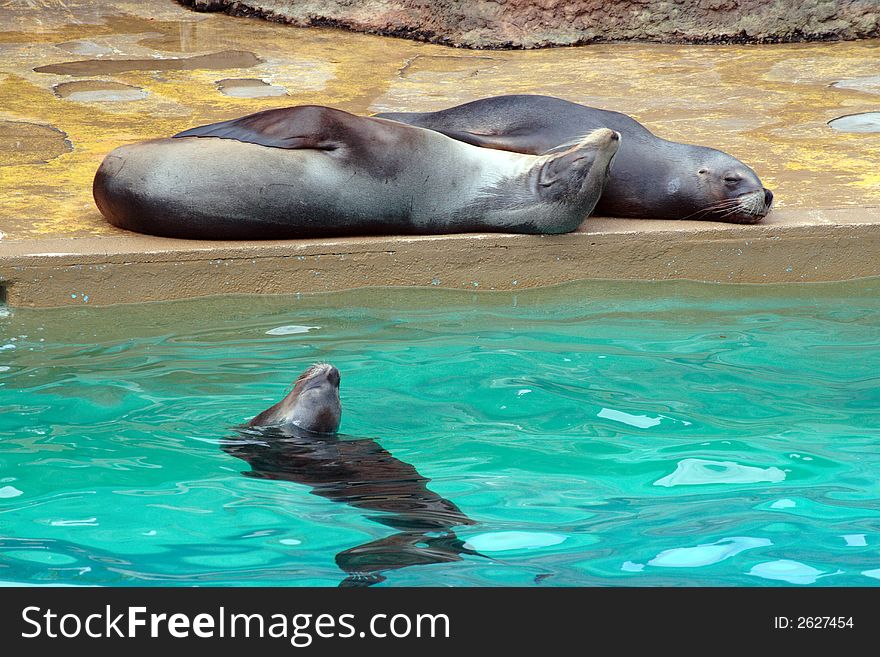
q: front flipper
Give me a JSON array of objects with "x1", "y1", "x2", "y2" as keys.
[
  {"x1": 173, "y1": 106, "x2": 340, "y2": 151},
  {"x1": 430, "y1": 128, "x2": 544, "y2": 155}
]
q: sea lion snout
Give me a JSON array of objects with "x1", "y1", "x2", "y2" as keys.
[
  {"x1": 302, "y1": 363, "x2": 340, "y2": 389},
  {"x1": 582, "y1": 127, "x2": 620, "y2": 146},
  {"x1": 725, "y1": 186, "x2": 773, "y2": 223}
]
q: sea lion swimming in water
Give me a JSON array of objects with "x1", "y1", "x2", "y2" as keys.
[
  {"x1": 93, "y1": 104, "x2": 620, "y2": 239},
  {"x1": 376, "y1": 94, "x2": 773, "y2": 224},
  {"x1": 223, "y1": 363, "x2": 476, "y2": 586}
]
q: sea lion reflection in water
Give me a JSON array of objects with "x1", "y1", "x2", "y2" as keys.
[{"x1": 223, "y1": 363, "x2": 477, "y2": 586}]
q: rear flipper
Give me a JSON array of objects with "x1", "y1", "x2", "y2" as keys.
[{"x1": 174, "y1": 105, "x2": 342, "y2": 151}]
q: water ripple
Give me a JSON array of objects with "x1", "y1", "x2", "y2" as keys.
[{"x1": 1, "y1": 279, "x2": 878, "y2": 586}]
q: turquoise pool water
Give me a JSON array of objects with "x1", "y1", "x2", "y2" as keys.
[{"x1": 1, "y1": 279, "x2": 879, "y2": 587}]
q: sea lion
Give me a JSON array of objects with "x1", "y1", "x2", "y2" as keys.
[
  {"x1": 376, "y1": 94, "x2": 773, "y2": 224},
  {"x1": 93, "y1": 104, "x2": 620, "y2": 239},
  {"x1": 223, "y1": 363, "x2": 477, "y2": 586}
]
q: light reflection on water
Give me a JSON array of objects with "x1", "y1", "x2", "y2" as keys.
[{"x1": 1, "y1": 279, "x2": 879, "y2": 586}]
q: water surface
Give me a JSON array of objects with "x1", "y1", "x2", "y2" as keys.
[{"x1": 1, "y1": 280, "x2": 878, "y2": 586}]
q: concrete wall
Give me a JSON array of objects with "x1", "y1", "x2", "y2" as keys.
[
  {"x1": 4, "y1": 210, "x2": 879, "y2": 308},
  {"x1": 180, "y1": 0, "x2": 880, "y2": 48}
]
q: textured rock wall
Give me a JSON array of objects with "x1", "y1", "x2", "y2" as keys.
[{"x1": 179, "y1": 0, "x2": 880, "y2": 48}]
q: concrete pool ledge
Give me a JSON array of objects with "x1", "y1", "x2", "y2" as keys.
[{"x1": 1, "y1": 206, "x2": 878, "y2": 308}]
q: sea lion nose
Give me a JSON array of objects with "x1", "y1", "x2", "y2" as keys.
[{"x1": 763, "y1": 189, "x2": 774, "y2": 207}]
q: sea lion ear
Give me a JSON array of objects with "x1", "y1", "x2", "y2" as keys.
[{"x1": 538, "y1": 146, "x2": 598, "y2": 188}]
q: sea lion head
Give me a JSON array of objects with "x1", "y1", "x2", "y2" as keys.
[
  {"x1": 685, "y1": 148, "x2": 773, "y2": 224},
  {"x1": 248, "y1": 362, "x2": 341, "y2": 433},
  {"x1": 473, "y1": 128, "x2": 619, "y2": 234},
  {"x1": 513, "y1": 128, "x2": 620, "y2": 233},
  {"x1": 537, "y1": 128, "x2": 620, "y2": 205}
]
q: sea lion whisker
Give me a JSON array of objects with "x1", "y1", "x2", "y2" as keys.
[
  {"x1": 711, "y1": 203, "x2": 743, "y2": 213},
  {"x1": 699, "y1": 199, "x2": 741, "y2": 210},
  {"x1": 681, "y1": 194, "x2": 763, "y2": 221},
  {"x1": 738, "y1": 190, "x2": 766, "y2": 217},
  {"x1": 719, "y1": 206, "x2": 746, "y2": 219},
  {"x1": 754, "y1": 193, "x2": 768, "y2": 215},
  {"x1": 679, "y1": 199, "x2": 741, "y2": 221},
  {"x1": 711, "y1": 197, "x2": 745, "y2": 206},
  {"x1": 678, "y1": 208, "x2": 714, "y2": 221}
]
